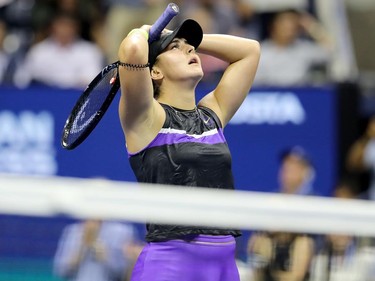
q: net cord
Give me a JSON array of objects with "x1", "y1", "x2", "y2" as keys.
[{"x1": 0, "y1": 174, "x2": 374, "y2": 236}]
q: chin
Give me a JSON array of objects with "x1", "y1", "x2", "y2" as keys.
[
  {"x1": 193, "y1": 71, "x2": 204, "y2": 82},
  {"x1": 193, "y1": 67, "x2": 204, "y2": 77}
]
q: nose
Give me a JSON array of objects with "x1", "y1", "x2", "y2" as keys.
[{"x1": 187, "y1": 46, "x2": 195, "y2": 54}]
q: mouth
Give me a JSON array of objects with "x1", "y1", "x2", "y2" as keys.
[{"x1": 188, "y1": 57, "x2": 199, "y2": 65}]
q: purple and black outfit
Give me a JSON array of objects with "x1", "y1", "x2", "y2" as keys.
[{"x1": 128, "y1": 104, "x2": 241, "y2": 281}]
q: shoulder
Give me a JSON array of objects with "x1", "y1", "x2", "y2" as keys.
[
  {"x1": 295, "y1": 39, "x2": 326, "y2": 52},
  {"x1": 102, "y1": 222, "x2": 136, "y2": 242},
  {"x1": 293, "y1": 234, "x2": 315, "y2": 247},
  {"x1": 61, "y1": 222, "x2": 81, "y2": 236},
  {"x1": 260, "y1": 39, "x2": 273, "y2": 47},
  {"x1": 28, "y1": 39, "x2": 54, "y2": 55},
  {"x1": 259, "y1": 40, "x2": 276, "y2": 51},
  {"x1": 74, "y1": 39, "x2": 102, "y2": 55},
  {"x1": 103, "y1": 222, "x2": 135, "y2": 233}
]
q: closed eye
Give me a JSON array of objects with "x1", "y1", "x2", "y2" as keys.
[
  {"x1": 169, "y1": 39, "x2": 181, "y2": 50},
  {"x1": 168, "y1": 38, "x2": 189, "y2": 51}
]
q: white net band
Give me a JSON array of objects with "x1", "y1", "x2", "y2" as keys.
[{"x1": 1, "y1": 174, "x2": 375, "y2": 236}]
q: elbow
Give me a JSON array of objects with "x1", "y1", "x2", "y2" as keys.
[
  {"x1": 233, "y1": 39, "x2": 260, "y2": 64},
  {"x1": 239, "y1": 39, "x2": 260, "y2": 72},
  {"x1": 247, "y1": 39, "x2": 261, "y2": 59},
  {"x1": 228, "y1": 39, "x2": 260, "y2": 66},
  {"x1": 118, "y1": 37, "x2": 147, "y2": 63}
]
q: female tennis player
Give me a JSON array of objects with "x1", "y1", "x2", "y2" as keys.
[{"x1": 117, "y1": 18, "x2": 260, "y2": 281}]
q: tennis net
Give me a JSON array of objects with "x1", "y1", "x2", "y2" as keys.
[{"x1": 0, "y1": 174, "x2": 374, "y2": 281}]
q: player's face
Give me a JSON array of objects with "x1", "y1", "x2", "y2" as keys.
[{"x1": 156, "y1": 38, "x2": 204, "y2": 81}]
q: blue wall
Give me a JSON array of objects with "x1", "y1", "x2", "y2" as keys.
[
  {"x1": 0, "y1": 84, "x2": 339, "y2": 271},
  {"x1": 226, "y1": 86, "x2": 337, "y2": 195},
  {"x1": 0, "y1": 84, "x2": 339, "y2": 268},
  {"x1": 0, "y1": 84, "x2": 337, "y2": 195}
]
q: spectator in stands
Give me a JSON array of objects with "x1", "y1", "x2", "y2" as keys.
[
  {"x1": 253, "y1": 9, "x2": 333, "y2": 87},
  {"x1": 0, "y1": 0, "x2": 34, "y2": 85},
  {"x1": 180, "y1": 0, "x2": 245, "y2": 83},
  {"x1": 346, "y1": 115, "x2": 375, "y2": 200},
  {"x1": 0, "y1": 19, "x2": 10, "y2": 84},
  {"x1": 14, "y1": 11, "x2": 104, "y2": 89},
  {"x1": 181, "y1": 0, "x2": 238, "y2": 35},
  {"x1": 278, "y1": 146, "x2": 316, "y2": 195},
  {"x1": 231, "y1": 0, "x2": 260, "y2": 40},
  {"x1": 248, "y1": 231, "x2": 314, "y2": 281},
  {"x1": 331, "y1": 176, "x2": 361, "y2": 199},
  {"x1": 102, "y1": 0, "x2": 167, "y2": 63},
  {"x1": 309, "y1": 180, "x2": 375, "y2": 281},
  {"x1": 31, "y1": 0, "x2": 104, "y2": 49},
  {"x1": 53, "y1": 219, "x2": 141, "y2": 281},
  {"x1": 247, "y1": 146, "x2": 316, "y2": 281}
]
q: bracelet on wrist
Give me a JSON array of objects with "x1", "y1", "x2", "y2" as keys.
[{"x1": 118, "y1": 61, "x2": 150, "y2": 70}]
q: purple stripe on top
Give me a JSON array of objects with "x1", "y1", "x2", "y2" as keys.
[
  {"x1": 128, "y1": 128, "x2": 226, "y2": 157},
  {"x1": 153, "y1": 128, "x2": 226, "y2": 146}
]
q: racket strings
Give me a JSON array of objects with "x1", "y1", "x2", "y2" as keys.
[
  {"x1": 66, "y1": 67, "x2": 119, "y2": 145},
  {"x1": 61, "y1": 3, "x2": 179, "y2": 149}
]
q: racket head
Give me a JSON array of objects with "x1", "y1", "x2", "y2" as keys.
[
  {"x1": 61, "y1": 3, "x2": 180, "y2": 150},
  {"x1": 61, "y1": 62, "x2": 120, "y2": 150}
]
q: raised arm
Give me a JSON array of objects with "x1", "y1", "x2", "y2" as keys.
[
  {"x1": 117, "y1": 27, "x2": 165, "y2": 152},
  {"x1": 198, "y1": 35, "x2": 260, "y2": 127}
]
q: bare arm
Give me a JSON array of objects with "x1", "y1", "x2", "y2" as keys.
[
  {"x1": 275, "y1": 236, "x2": 314, "y2": 281},
  {"x1": 117, "y1": 27, "x2": 164, "y2": 152},
  {"x1": 247, "y1": 233, "x2": 273, "y2": 281},
  {"x1": 299, "y1": 12, "x2": 334, "y2": 51},
  {"x1": 198, "y1": 34, "x2": 260, "y2": 127}
]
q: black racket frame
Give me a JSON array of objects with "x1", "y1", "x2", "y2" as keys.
[{"x1": 61, "y1": 62, "x2": 120, "y2": 150}]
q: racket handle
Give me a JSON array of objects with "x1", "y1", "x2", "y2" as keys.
[{"x1": 149, "y1": 3, "x2": 179, "y2": 43}]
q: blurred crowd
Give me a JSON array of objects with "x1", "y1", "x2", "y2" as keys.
[
  {"x1": 243, "y1": 145, "x2": 375, "y2": 281},
  {"x1": 51, "y1": 145, "x2": 375, "y2": 281},
  {"x1": 2, "y1": 1, "x2": 375, "y2": 281},
  {"x1": 53, "y1": 218, "x2": 143, "y2": 281},
  {"x1": 0, "y1": 0, "x2": 336, "y2": 89}
]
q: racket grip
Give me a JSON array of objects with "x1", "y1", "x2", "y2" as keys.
[{"x1": 149, "y1": 3, "x2": 179, "y2": 43}]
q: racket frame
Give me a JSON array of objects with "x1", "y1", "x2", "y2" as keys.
[
  {"x1": 61, "y1": 3, "x2": 179, "y2": 150},
  {"x1": 61, "y1": 62, "x2": 120, "y2": 150}
]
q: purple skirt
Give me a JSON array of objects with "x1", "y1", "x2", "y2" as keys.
[{"x1": 130, "y1": 235, "x2": 240, "y2": 281}]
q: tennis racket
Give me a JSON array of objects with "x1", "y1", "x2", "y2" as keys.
[{"x1": 61, "y1": 3, "x2": 179, "y2": 150}]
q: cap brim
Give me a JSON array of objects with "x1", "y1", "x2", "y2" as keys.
[
  {"x1": 160, "y1": 19, "x2": 203, "y2": 51},
  {"x1": 149, "y1": 19, "x2": 203, "y2": 67}
]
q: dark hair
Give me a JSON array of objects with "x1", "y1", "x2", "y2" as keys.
[
  {"x1": 335, "y1": 175, "x2": 360, "y2": 197},
  {"x1": 150, "y1": 60, "x2": 161, "y2": 99},
  {"x1": 261, "y1": 8, "x2": 300, "y2": 39},
  {"x1": 53, "y1": 11, "x2": 80, "y2": 24},
  {"x1": 270, "y1": 8, "x2": 300, "y2": 24},
  {"x1": 152, "y1": 79, "x2": 161, "y2": 99},
  {"x1": 280, "y1": 146, "x2": 313, "y2": 167}
]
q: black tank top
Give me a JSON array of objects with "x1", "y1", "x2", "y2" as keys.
[{"x1": 128, "y1": 103, "x2": 241, "y2": 241}]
